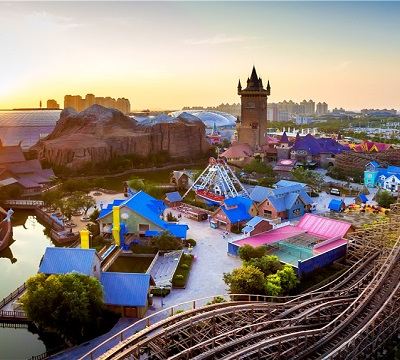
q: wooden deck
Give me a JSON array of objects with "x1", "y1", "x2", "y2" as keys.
[{"x1": 0, "y1": 283, "x2": 29, "y2": 323}]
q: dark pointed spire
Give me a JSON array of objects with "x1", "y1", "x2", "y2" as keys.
[
  {"x1": 280, "y1": 131, "x2": 289, "y2": 144},
  {"x1": 250, "y1": 66, "x2": 258, "y2": 83},
  {"x1": 266, "y1": 80, "x2": 271, "y2": 95},
  {"x1": 237, "y1": 79, "x2": 242, "y2": 90}
]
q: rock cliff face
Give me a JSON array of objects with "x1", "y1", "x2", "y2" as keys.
[{"x1": 33, "y1": 105, "x2": 209, "y2": 169}]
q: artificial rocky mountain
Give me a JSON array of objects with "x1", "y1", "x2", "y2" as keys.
[{"x1": 32, "y1": 105, "x2": 209, "y2": 169}]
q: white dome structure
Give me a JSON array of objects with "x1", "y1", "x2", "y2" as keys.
[{"x1": 170, "y1": 110, "x2": 236, "y2": 128}]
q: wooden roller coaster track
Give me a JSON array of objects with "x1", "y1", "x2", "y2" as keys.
[{"x1": 80, "y1": 204, "x2": 400, "y2": 360}]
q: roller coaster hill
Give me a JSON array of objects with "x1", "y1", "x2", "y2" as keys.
[{"x1": 80, "y1": 203, "x2": 400, "y2": 359}]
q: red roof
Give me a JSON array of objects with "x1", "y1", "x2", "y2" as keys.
[
  {"x1": 352, "y1": 140, "x2": 392, "y2": 153},
  {"x1": 220, "y1": 143, "x2": 253, "y2": 159}
]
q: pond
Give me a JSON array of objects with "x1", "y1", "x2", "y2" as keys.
[{"x1": 0, "y1": 210, "x2": 61, "y2": 359}]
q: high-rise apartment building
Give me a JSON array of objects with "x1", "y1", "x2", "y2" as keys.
[
  {"x1": 316, "y1": 102, "x2": 329, "y2": 115},
  {"x1": 300, "y1": 100, "x2": 315, "y2": 115},
  {"x1": 64, "y1": 93, "x2": 131, "y2": 114},
  {"x1": 46, "y1": 99, "x2": 60, "y2": 109}
]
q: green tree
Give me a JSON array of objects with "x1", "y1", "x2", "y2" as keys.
[
  {"x1": 276, "y1": 265, "x2": 298, "y2": 293},
  {"x1": 223, "y1": 265, "x2": 265, "y2": 294},
  {"x1": 42, "y1": 189, "x2": 63, "y2": 208},
  {"x1": 61, "y1": 179, "x2": 90, "y2": 193},
  {"x1": 21, "y1": 273, "x2": 105, "y2": 345},
  {"x1": 375, "y1": 190, "x2": 396, "y2": 208},
  {"x1": 238, "y1": 245, "x2": 267, "y2": 262},
  {"x1": 128, "y1": 177, "x2": 146, "y2": 191},
  {"x1": 89, "y1": 208, "x2": 100, "y2": 222},
  {"x1": 264, "y1": 273, "x2": 282, "y2": 296},
  {"x1": 151, "y1": 231, "x2": 183, "y2": 251},
  {"x1": 243, "y1": 159, "x2": 274, "y2": 176},
  {"x1": 291, "y1": 168, "x2": 324, "y2": 191},
  {"x1": 246, "y1": 255, "x2": 283, "y2": 276},
  {"x1": 78, "y1": 193, "x2": 96, "y2": 215}
]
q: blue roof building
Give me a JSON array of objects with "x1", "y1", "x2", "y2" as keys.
[
  {"x1": 37, "y1": 247, "x2": 155, "y2": 318},
  {"x1": 39, "y1": 247, "x2": 101, "y2": 278},
  {"x1": 355, "y1": 193, "x2": 368, "y2": 204},
  {"x1": 101, "y1": 272, "x2": 153, "y2": 314},
  {"x1": 98, "y1": 191, "x2": 188, "y2": 239},
  {"x1": 210, "y1": 196, "x2": 257, "y2": 232},
  {"x1": 242, "y1": 216, "x2": 273, "y2": 236},
  {"x1": 328, "y1": 199, "x2": 345, "y2": 212},
  {"x1": 275, "y1": 179, "x2": 308, "y2": 190},
  {"x1": 165, "y1": 191, "x2": 183, "y2": 203},
  {"x1": 364, "y1": 161, "x2": 400, "y2": 192},
  {"x1": 252, "y1": 185, "x2": 314, "y2": 221}
]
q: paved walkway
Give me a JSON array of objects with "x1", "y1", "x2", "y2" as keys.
[
  {"x1": 159, "y1": 209, "x2": 242, "y2": 309},
  {"x1": 149, "y1": 250, "x2": 182, "y2": 287},
  {"x1": 51, "y1": 209, "x2": 242, "y2": 359}
]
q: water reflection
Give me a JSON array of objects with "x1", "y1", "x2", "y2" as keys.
[
  {"x1": 0, "y1": 245, "x2": 17, "y2": 264},
  {"x1": 0, "y1": 210, "x2": 62, "y2": 358}
]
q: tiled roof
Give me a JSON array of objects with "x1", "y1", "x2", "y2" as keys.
[
  {"x1": 123, "y1": 191, "x2": 166, "y2": 227},
  {"x1": 256, "y1": 184, "x2": 312, "y2": 212},
  {"x1": 275, "y1": 180, "x2": 307, "y2": 189},
  {"x1": 98, "y1": 191, "x2": 188, "y2": 238},
  {"x1": 249, "y1": 185, "x2": 273, "y2": 203},
  {"x1": 285, "y1": 192, "x2": 300, "y2": 210},
  {"x1": 98, "y1": 199, "x2": 126, "y2": 219},
  {"x1": 353, "y1": 140, "x2": 391, "y2": 153},
  {"x1": 293, "y1": 134, "x2": 346, "y2": 155},
  {"x1": 39, "y1": 247, "x2": 98, "y2": 276},
  {"x1": 220, "y1": 143, "x2": 253, "y2": 159},
  {"x1": 0, "y1": 145, "x2": 25, "y2": 164},
  {"x1": 220, "y1": 196, "x2": 254, "y2": 223},
  {"x1": 0, "y1": 177, "x2": 18, "y2": 187},
  {"x1": 101, "y1": 272, "x2": 150, "y2": 307},
  {"x1": 7, "y1": 159, "x2": 42, "y2": 174},
  {"x1": 244, "y1": 216, "x2": 266, "y2": 228},
  {"x1": 15, "y1": 176, "x2": 41, "y2": 189}
]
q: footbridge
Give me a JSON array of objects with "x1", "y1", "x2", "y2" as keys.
[{"x1": 80, "y1": 204, "x2": 400, "y2": 360}]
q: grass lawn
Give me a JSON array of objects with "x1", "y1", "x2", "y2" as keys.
[
  {"x1": 88, "y1": 165, "x2": 202, "y2": 192},
  {"x1": 107, "y1": 256, "x2": 154, "y2": 273}
]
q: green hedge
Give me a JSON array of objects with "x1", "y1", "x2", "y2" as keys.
[
  {"x1": 172, "y1": 254, "x2": 194, "y2": 288},
  {"x1": 151, "y1": 287, "x2": 171, "y2": 297}
]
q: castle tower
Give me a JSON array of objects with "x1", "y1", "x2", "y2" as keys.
[{"x1": 237, "y1": 66, "x2": 270, "y2": 149}]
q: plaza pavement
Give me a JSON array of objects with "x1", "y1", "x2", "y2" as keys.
[{"x1": 50, "y1": 208, "x2": 243, "y2": 359}]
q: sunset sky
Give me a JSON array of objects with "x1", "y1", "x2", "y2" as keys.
[{"x1": 1, "y1": 1, "x2": 399, "y2": 111}]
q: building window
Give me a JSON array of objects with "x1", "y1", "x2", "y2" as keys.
[{"x1": 139, "y1": 224, "x2": 150, "y2": 234}]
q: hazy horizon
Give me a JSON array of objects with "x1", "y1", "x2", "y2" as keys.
[{"x1": 1, "y1": 1, "x2": 399, "y2": 111}]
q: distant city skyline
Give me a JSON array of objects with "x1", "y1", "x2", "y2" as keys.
[{"x1": 1, "y1": 2, "x2": 399, "y2": 111}]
